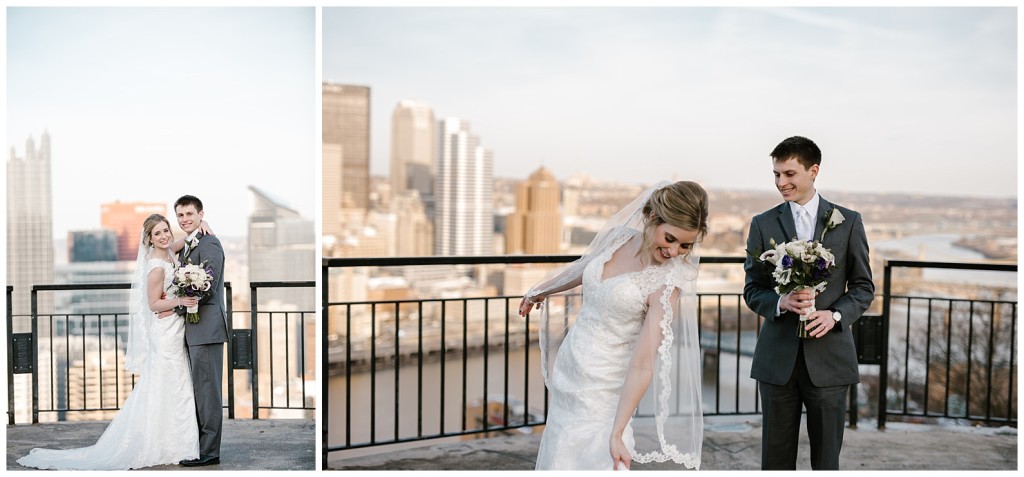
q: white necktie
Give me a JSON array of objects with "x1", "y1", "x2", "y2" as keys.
[{"x1": 797, "y1": 207, "x2": 813, "y2": 242}]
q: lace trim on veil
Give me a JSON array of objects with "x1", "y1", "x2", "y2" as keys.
[{"x1": 630, "y1": 265, "x2": 700, "y2": 467}]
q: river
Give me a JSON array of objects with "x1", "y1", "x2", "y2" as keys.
[{"x1": 326, "y1": 346, "x2": 760, "y2": 460}]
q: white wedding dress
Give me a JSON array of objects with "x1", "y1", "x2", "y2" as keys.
[
  {"x1": 535, "y1": 232, "x2": 671, "y2": 470},
  {"x1": 17, "y1": 259, "x2": 199, "y2": 470}
]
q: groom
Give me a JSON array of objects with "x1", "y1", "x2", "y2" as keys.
[
  {"x1": 743, "y1": 136, "x2": 874, "y2": 470},
  {"x1": 174, "y1": 194, "x2": 228, "y2": 467}
]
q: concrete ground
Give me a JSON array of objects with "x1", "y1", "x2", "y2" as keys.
[
  {"x1": 329, "y1": 416, "x2": 1017, "y2": 471},
  {"x1": 7, "y1": 419, "x2": 315, "y2": 471}
]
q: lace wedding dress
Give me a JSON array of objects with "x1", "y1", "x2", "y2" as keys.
[
  {"x1": 535, "y1": 229, "x2": 699, "y2": 470},
  {"x1": 17, "y1": 259, "x2": 199, "y2": 470}
]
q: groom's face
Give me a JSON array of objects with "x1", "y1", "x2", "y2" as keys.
[
  {"x1": 773, "y1": 157, "x2": 818, "y2": 205},
  {"x1": 175, "y1": 204, "x2": 204, "y2": 235}
]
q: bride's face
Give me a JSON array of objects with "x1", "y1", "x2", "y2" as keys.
[
  {"x1": 150, "y1": 222, "x2": 173, "y2": 251},
  {"x1": 650, "y1": 223, "x2": 698, "y2": 263}
]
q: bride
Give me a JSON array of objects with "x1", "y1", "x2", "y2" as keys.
[
  {"x1": 17, "y1": 214, "x2": 210, "y2": 470},
  {"x1": 519, "y1": 181, "x2": 708, "y2": 470}
]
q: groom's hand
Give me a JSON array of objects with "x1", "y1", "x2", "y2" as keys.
[
  {"x1": 157, "y1": 310, "x2": 176, "y2": 319},
  {"x1": 803, "y1": 310, "x2": 837, "y2": 338},
  {"x1": 781, "y1": 289, "x2": 815, "y2": 315}
]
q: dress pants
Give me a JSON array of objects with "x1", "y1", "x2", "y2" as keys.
[
  {"x1": 758, "y1": 343, "x2": 848, "y2": 470},
  {"x1": 188, "y1": 343, "x2": 224, "y2": 458}
]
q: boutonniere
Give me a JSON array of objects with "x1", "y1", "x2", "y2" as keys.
[{"x1": 820, "y1": 207, "x2": 845, "y2": 241}]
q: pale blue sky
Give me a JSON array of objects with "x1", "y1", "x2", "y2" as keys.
[
  {"x1": 324, "y1": 7, "x2": 1017, "y2": 199},
  {"x1": 7, "y1": 7, "x2": 316, "y2": 238}
]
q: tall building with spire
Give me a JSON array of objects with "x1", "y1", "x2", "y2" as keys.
[
  {"x1": 435, "y1": 118, "x2": 493, "y2": 257},
  {"x1": 322, "y1": 83, "x2": 370, "y2": 241},
  {"x1": 7, "y1": 131, "x2": 55, "y2": 316},
  {"x1": 506, "y1": 167, "x2": 562, "y2": 254}
]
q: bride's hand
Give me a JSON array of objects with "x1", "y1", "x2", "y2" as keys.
[
  {"x1": 610, "y1": 433, "x2": 631, "y2": 470},
  {"x1": 518, "y1": 295, "x2": 543, "y2": 317},
  {"x1": 198, "y1": 220, "x2": 215, "y2": 236},
  {"x1": 181, "y1": 297, "x2": 199, "y2": 308}
]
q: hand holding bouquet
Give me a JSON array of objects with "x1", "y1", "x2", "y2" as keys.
[
  {"x1": 753, "y1": 238, "x2": 837, "y2": 338},
  {"x1": 169, "y1": 260, "x2": 215, "y2": 323}
]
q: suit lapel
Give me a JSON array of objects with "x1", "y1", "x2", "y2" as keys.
[
  {"x1": 181, "y1": 232, "x2": 202, "y2": 264},
  {"x1": 776, "y1": 203, "x2": 798, "y2": 242},
  {"x1": 814, "y1": 197, "x2": 832, "y2": 242}
]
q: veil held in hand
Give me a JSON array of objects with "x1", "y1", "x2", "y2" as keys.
[{"x1": 525, "y1": 180, "x2": 703, "y2": 467}]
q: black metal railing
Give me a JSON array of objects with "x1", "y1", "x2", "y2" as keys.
[
  {"x1": 323, "y1": 256, "x2": 770, "y2": 465},
  {"x1": 249, "y1": 281, "x2": 316, "y2": 419},
  {"x1": 6, "y1": 280, "x2": 315, "y2": 425},
  {"x1": 879, "y1": 260, "x2": 1017, "y2": 428},
  {"x1": 323, "y1": 255, "x2": 1018, "y2": 466}
]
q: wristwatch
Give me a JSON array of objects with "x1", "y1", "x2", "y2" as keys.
[{"x1": 830, "y1": 309, "x2": 842, "y2": 322}]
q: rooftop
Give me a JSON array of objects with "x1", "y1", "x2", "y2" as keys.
[
  {"x1": 329, "y1": 416, "x2": 1017, "y2": 471},
  {"x1": 7, "y1": 419, "x2": 314, "y2": 471}
]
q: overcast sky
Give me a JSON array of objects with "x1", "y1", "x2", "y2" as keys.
[
  {"x1": 7, "y1": 7, "x2": 316, "y2": 239},
  {"x1": 324, "y1": 6, "x2": 1017, "y2": 199}
]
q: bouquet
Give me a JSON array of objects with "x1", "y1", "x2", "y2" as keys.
[
  {"x1": 169, "y1": 260, "x2": 215, "y2": 323},
  {"x1": 753, "y1": 238, "x2": 836, "y2": 338}
]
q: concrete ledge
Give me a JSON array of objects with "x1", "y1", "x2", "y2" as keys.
[
  {"x1": 330, "y1": 417, "x2": 1017, "y2": 470},
  {"x1": 7, "y1": 419, "x2": 315, "y2": 471}
]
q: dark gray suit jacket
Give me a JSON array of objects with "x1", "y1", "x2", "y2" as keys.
[
  {"x1": 179, "y1": 233, "x2": 229, "y2": 346},
  {"x1": 744, "y1": 196, "x2": 874, "y2": 387}
]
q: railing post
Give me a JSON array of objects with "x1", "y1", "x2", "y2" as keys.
[
  {"x1": 30, "y1": 287, "x2": 39, "y2": 424},
  {"x1": 848, "y1": 383, "x2": 858, "y2": 429},
  {"x1": 225, "y1": 282, "x2": 235, "y2": 419},
  {"x1": 250, "y1": 284, "x2": 259, "y2": 420},
  {"x1": 878, "y1": 262, "x2": 892, "y2": 430},
  {"x1": 7, "y1": 286, "x2": 14, "y2": 425},
  {"x1": 321, "y1": 265, "x2": 329, "y2": 469}
]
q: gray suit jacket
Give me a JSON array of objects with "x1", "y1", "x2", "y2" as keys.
[
  {"x1": 744, "y1": 196, "x2": 874, "y2": 387},
  {"x1": 179, "y1": 233, "x2": 229, "y2": 346}
]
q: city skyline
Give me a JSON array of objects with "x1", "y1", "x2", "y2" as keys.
[
  {"x1": 323, "y1": 7, "x2": 1017, "y2": 199},
  {"x1": 7, "y1": 8, "x2": 316, "y2": 239}
]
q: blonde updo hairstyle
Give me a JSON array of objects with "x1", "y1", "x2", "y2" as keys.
[
  {"x1": 141, "y1": 214, "x2": 172, "y2": 249},
  {"x1": 638, "y1": 181, "x2": 709, "y2": 258}
]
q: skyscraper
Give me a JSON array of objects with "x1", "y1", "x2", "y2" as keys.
[
  {"x1": 435, "y1": 118, "x2": 493, "y2": 257},
  {"x1": 247, "y1": 186, "x2": 316, "y2": 395},
  {"x1": 7, "y1": 131, "x2": 55, "y2": 316},
  {"x1": 506, "y1": 166, "x2": 562, "y2": 254},
  {"x1": 322, "y1": 82, "x2": 370, "y2": 242},
  {"x1": 392, "y1": 193, "x2": 434, "y2": 257},
  {"x1": 391, "y1": 100, "x2": 436, "y2": 200},
  {"x1": 248, "y1": 185, "x2": 315, "y2": 311},
  {"x1": 68, "y1": 230, "x2": 119, "y2": 262},
  {"x1": 100, "y1": 201, "x2": 167, "y2": 261}
]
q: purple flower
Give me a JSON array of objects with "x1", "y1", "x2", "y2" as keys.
[{"x1": 781, "y1": 255, "x2": 793, "y2": 269}]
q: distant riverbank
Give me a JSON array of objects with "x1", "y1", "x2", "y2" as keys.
[{"x1": 874, "y1": 234, "x2": 1016, "y2": 288}]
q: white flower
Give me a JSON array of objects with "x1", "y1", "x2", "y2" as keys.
[
  {"x1": 820, "y1": 207, "x2": 846, "y2": 241},
  {"x1": 773, "y1": 267, "x2": 792, "y2": 285},
  {"x1": 820, "y1": 249, "x2": 835, "y2": 266},
  {"x1": 759, "y1": 249, "x2": 780, "y2": 265},
  {"x1": 827, "y1": 208, "x2": 846, "y2": 229}
]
